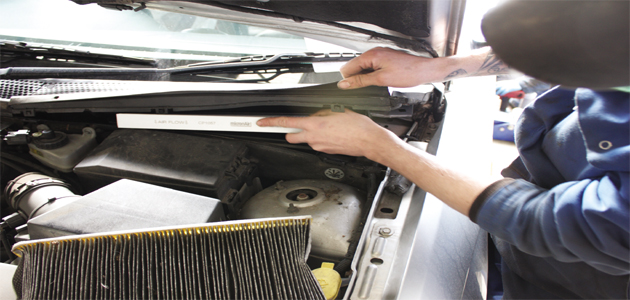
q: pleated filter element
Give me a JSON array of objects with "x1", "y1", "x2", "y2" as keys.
[{"x1": 11, "y1": 216, "x2": 325, "y2": 300}]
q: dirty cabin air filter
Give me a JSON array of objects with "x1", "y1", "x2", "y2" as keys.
[{"x1": 12, "y1": 217, "x2": 325, "y2": 300}]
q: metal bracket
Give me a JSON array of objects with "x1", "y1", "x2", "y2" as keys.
[{"x1": 331, "y1": 104, "x2": 345, "y2": 112}]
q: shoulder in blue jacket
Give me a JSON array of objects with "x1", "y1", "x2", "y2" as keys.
[{"x1": 471, "y1": 87, "x2": 630, "y2": 299}]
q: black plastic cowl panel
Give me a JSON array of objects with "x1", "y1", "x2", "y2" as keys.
[{"x1": 73, "y1": 129, "x2": 254, "y2": 202}]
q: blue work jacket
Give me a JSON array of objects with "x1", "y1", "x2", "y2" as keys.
[{"x1": 469, "y1": 87, "x2": 630, "y2": 299}]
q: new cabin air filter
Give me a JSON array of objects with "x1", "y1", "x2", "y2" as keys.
[{"x1": 12, "y1": 216, "x2": 325, "y2": 300}]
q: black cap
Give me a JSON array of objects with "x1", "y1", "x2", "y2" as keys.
[{"x1": 481, "y1": 0, "x2": 629, "y2": 89}]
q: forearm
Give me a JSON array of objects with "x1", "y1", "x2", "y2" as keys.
[
  {"x1": 436, "y1": 46, "x2": 512, "y2": 81},
  {"x1": 365, "y1": 134, "x2": 495, "y2": 216},
  {"x1": 474, "y1": 176, "x2": 630, "y2": 275},
  {"x1": 258, "y1": 108, "x2": 497, "y2": 216}
]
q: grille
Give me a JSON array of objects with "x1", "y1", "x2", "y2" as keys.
[
  {"x1": 0, "y1": 79, "x2": 132, "y2": 99},
  {"x1": 33, "y1": 80, "x2": 128, "y2": 95},
  {"x1": 0, "y1": 80, "x2": 45, "y2": 99},
  {"x1": 12, "y1": 217, "x2": 325, "y2": 300}
]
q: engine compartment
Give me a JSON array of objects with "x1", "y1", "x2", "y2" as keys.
[
  {"x1": 0, "y1": 79, "x2": 446, "y2": 299},
  {"x1": 0, "y1": 120, "x2": 399, "y2": 295}
]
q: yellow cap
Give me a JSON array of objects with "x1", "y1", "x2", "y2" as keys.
[{"x1": 312, "y1": 262, "x2": 342, "y2": 300}]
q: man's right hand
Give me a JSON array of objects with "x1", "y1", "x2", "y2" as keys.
[{"x1": 337, "y1": 47, "x2": 443, "y2": 89}]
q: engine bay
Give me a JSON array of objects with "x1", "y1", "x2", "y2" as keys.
[{"x1": 0, "y1": 78, "x2": 445, "y2": 299}]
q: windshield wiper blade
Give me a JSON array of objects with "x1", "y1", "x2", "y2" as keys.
[
  {"x1": 1, "y1": 41, "x2": 157, "y2": 68},
  {"x1": 0, "y1": 52, "x2": 359, "y2": 82},
  {"x1": 182, "y1": 52, "x2": 358, "y2": 68}
]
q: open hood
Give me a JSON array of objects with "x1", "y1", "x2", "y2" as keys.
[
  {"x1": 70, "y1": 0, "x2": 466, "y2": 58},
  {"x1": 0, "y1": 2, "x2": 488, "y2": 300}
]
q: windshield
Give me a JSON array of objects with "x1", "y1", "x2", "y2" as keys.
[{"x1": 0, "y1": 0, "x2": 350, "y2": 64}]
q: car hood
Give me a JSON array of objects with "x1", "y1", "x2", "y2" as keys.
[{"x1": 70, "y1": 0, "x2": 465, "y2": 58}]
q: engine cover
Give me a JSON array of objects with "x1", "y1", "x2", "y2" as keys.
[{"x1": 238, "y1": 179, "x2": 364, "y2": 261}]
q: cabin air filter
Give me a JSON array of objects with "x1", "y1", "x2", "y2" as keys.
[{"x1": 11, "y1": 216, "x2": 325, "y2": 300}]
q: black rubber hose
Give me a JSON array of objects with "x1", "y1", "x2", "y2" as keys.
[{"x1": 1, "y1": 152, "x2": 85, "y2": 194}]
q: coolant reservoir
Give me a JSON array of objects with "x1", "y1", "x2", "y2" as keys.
[
  {"x1": 28, "y1": 127, "x2": 97, "y2": 172},
  {"x1": 239, "y1": 179, "x2": 364, "y2": 260},
  {"x1": 312, "y1": 262, "x2": 342, "y2": 300}
]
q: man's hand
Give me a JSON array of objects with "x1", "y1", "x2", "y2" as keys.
[
  {"x1": 257, "y1": 109, "x2": 401, "y2": 161},
  {"x1": 337, "y1": 47, "x2": 442, "y2": 90},
  {"x1": 337, "y1": 46, "x2": 510, "y2": 90}
]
